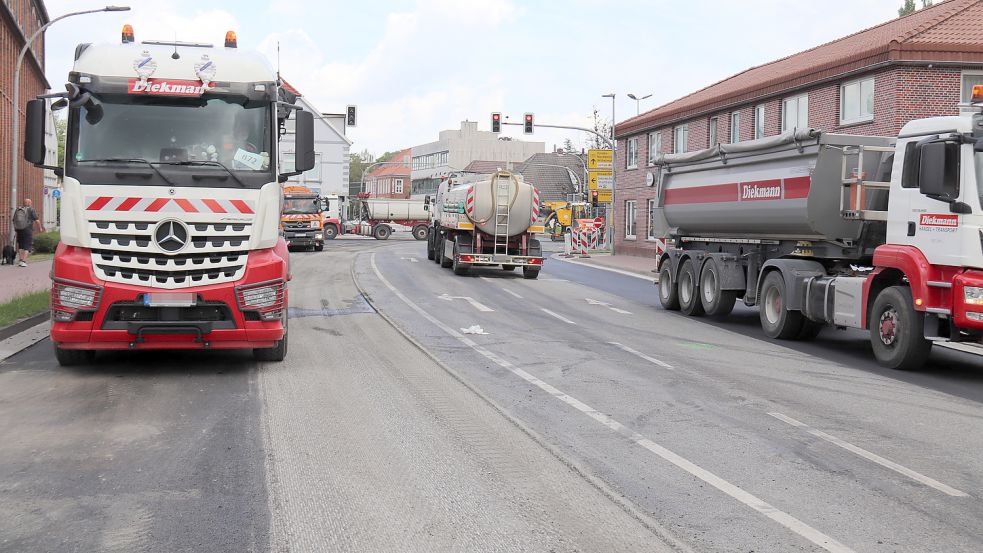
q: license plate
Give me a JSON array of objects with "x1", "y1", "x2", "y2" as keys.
[{"x1": 143, "y1": 293, "x2": 196, "y2": 307}]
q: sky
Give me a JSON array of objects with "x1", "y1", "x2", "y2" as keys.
[{"x1": 41, "y1": 0, "x2": 908, "y2": 156}]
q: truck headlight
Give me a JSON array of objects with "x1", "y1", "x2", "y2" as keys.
[
  {"x1": 965, "y1": 286, "x2": 983, "y2": 306},
  {"x1": 236, "y1": 279, "x2": 285, "y2": 321}
]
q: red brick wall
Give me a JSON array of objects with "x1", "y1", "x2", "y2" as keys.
[{"x1": 613, "y1": 64, "x2": 976, "y2": 257}]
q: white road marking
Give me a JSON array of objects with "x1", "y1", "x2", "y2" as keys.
[
  {"x1": 768, "y1": 412, "x2": 969, "y2": 498},
  {"x1": 369, "y1": 253, "x2": 853, "y2": 553},
  {"x1": 551, "y1": 254, "x2": 657, "y2": 282},
  {"x1": 0, "y1": 321, "x2": 49, "y2": 362},
  {"x1": 501, "y1": 288, "x2": 523, "y2": 299},
  {"x1": 401, "y1": 257, "x2": 419, "y2": 263},
  {"x1": 586, "y1": 298, "x2": 633, "y2": 315},
  {"x1": 541, "y1": 308, "x2": 577, "y2": 325},
  {"x1": 610, "y1": 308, "x2": 633, "y2": 314},
  {"x1": 436, "y1": 293, "x2": 494, "y2": 312},
  {"x1": 609, "y1": 342, "x2": 673, "y2": 370}
]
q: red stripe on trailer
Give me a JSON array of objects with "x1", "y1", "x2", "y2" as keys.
[
  {"x1": 175, "y1": 199, "x2": 198, "y2": 213},
  {"x1": 145, "y1": 198, "x2": 169, "y2": 212},
  {"x1": 783, "y1": 176, "x2": 811, "y2": 199},
  {"x1": 86, "y1": 197, "x2": 112, "y2": 211},
  {"x1": 115, "y1": 197, "x2": 141, "y2": 211},
  {"x1": 663, "y1": 183, "x2": 738, "y2": 205},
  {"x1": 203, "y1": 199, "x2": 226, "y2": 213},
  {"x1": 230, "y1": 200, "x2": 254, "y2": 214}
]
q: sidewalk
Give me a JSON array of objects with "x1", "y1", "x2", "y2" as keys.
[
  {"x1": 0, "y1": 258, "x2": 52, "y2": 303},
  {"x1": 553, "y1": 252, "x2": 659, "y2": 280}
]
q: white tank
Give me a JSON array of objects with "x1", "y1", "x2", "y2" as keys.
[
  {"x1": 363, "y1": 199, "x2": 428, "y2": 221},
  {"x1": 443, "y1": 172, "x2": 539, "y2": 237}
]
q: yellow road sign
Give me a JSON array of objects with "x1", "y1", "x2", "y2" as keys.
[
  {"x1": 588, "y1": 149, "x2": 613, "y2": 170},
  {"x1": 588, "y1": 170, "x2": 613, "y2": 190},
  {"x1": 596, "y1": 189, "x2": 612, "y2": 203}
]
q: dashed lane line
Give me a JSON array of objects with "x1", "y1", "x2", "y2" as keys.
[
  {"x1": 609, "y1": 342, "x2": 674, "y2": 370},
  {"x1": 368, "y1": 252, "x2": 855, "y2": 553},
  {"x1": 541, "y1": 308, "x2": 577, "y2": 325},
  {"x1": 502, "y1": 288, "x2": 523, "y2": 299},
  {"x1": 768, "y1": 412, "x2": 969, "y2": 498}
]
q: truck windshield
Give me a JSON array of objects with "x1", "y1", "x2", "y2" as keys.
[
  {"x1": 69, "y1": 93, "x2": 273, "y2": 188},
  {"x1": 283, "y1": 199, "x2": 319, "y2": 214}
]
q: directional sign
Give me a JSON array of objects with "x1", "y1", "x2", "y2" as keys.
[
  {"x1": 588, "y1": 149, "x2": 613, "y2": 170},
  {"x1": 596, "y1": 189, "x2": 612, "y2": 203},
  {"x1": 588, "y1": 170, "x2": 613, "y2": 190}
]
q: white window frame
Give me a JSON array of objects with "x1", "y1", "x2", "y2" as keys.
[
  {"x1": 394, "y1": 178, "x2": 404, "y2": 194},
  {"x1": 708, "y1": 116, "x2": 718, "y2": 147},
  {"x1": 840, "y1": 77, "x2": 875, "y2": 125},
  {"x1": 625, "y1": 200, "x2": 637, "y2": 239},
  {"x1": 646, "y1": 198, "x2": 658, "y2": 240},
  {"x1": 781, "y1": 94, "x2": 808, "y2": 132},
  {"x1": 673, "y1": 124, "x2": 688, "y2": 154},
  {"x1": 730, "y1": 111, "x2": 740, "y2": 143},
  {"x1": 961, "y1": 70, "x2": 983, "y2": 103},
  {"x1": 754, "y1": 104, "x2": 766, "y2": 139},
  {"x1": 626, "y1": 137, "x2": 638, "y2": 169},
  {"x1": 647, "y1": 131, "x2": 661, "y2": 165}
]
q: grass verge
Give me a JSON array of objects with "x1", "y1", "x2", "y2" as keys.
[{"x1": 0, "y1": 290, "x2": 49, "y2": 328}]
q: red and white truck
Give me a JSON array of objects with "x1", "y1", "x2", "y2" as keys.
[
  {"x1": 651, "y1": 92, "x2": 983, "y2": 369},
  {"x1": 22, "y1": 26, "x2": 316, "y2": 365}
]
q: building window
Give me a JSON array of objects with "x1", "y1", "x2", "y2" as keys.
[
  {"x1": 961, "y1": 71, "x2": 983, "y2": 103},
  {"x1": 840, "y1": 77, "x2": 874, "y2": 124},
  {"x1": 625, "y1": 200, "x2": 637, "y2": 239},
  {"x1": 647, "y1": 199, "x2": 658, "y2": 240},
  {"x1": 782, "y1": 94, "x2": 809, "y2": 132},
  {"x1": 673, "y1": 124, "x2": 688, "y2": 154},
  {"x1": 730, "y1": 112, "x2": 740, "y2": 143},
  {"x1": 708, "y1": 116, "x2": 718, "y2": 147},
  {"x1": 626, "y1": 137, "x2": 638, "y2": 169},
  {"x1": 394, "y1": 178, "x2": 404, "y2": 194},
  {"x1": 648, "y1": 131, "x2": 662, "y2": 165},
  {"x1": 754, "y1": 104, "x2": 766, "y2": 139}
]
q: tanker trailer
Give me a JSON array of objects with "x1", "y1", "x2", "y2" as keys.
[
  {"x1": 650, "y1": 112, "x2": 983, "y2": 370},
  {"x1": 426, "y1": 171, "x2": 546, "y2": 278}
]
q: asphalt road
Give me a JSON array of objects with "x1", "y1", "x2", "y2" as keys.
[{"x1": 1, "y1": 234, "x2": 982, "y2": 552}]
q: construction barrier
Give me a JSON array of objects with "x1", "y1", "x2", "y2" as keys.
[{"x1": 571, "y1": 227, "x2": 600, "y2": 256}]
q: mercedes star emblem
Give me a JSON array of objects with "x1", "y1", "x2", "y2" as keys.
[{"x1": 154, "y1": 220, "x2": 189, "y2": 253}]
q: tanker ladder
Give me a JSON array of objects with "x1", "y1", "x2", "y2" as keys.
[{"x1": 493, "y1": 176, "x2": 511, "y2": 257}]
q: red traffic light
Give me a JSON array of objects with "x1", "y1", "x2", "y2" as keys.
[
  {"x1": 491, "y1": 112, "x2": 501, "y2": 133},
  {"x1": 523, "y1": 112, "x2": 534, "y2": 134}
]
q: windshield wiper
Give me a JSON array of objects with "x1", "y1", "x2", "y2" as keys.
[
  {"x1": 157, "y1": 160, "x2": 247, "y2": 188},
  {"x1": 77, "y1": 158, "x2": 175, "y2": 186}
]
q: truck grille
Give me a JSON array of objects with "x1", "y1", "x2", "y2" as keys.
[
  {"x1": 89, "y1": 221, "x2": 252, "y2": 289},
  {"x1": 283, "y1": 221, "x2": 316, "y2": 230}
]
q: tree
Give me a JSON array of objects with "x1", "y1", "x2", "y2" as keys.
[
  {"x1": 899, "y1": 0, "x2": 932, "y2": 16},
  {"x1": 55, "y1": 118, "x2": 67, "y2": 170},
  {"x1": 562, "y1": 138, "x2": 577, "y2": 153},
  {"x1": 588, "y1": 107, "x2": 612, "y2": 150},
  {"x1": 348, "y1": 149, "x2": 376, "y2": 185},
  {"x1": 376, "y1": 150, "x2": 399, "y2": 164}
]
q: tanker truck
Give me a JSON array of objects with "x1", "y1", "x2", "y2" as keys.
[
  {"x1": 426, "y1": 171, "x2": 545, "y2": 278},
  {"x1": 650, "y1": 98, "x2": 983, "y2": 370}
]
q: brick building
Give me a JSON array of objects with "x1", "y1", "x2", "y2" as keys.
[
  {"x1": 1, "y1": 0, "x2": 49, "y2": 238},
  {"x1": 613, "y1": 0, "x2": 983, "y2": 257},
  {"x1": 364, "y1": 148, "x2": 411, "y2": 199}
]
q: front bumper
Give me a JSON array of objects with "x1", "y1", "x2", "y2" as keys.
[
  {"x1": 51, "y1": 244, "x2": 287, "y2": 350},
  {"x1": 457, "y1": 254, "x2": 544, "y2": 267},
  {"x1": 284, "y1": 230, "x2": 323, "y2": 246}
]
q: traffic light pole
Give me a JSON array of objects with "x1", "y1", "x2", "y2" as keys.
[{"x1": 500, "y1": 121, "x2": 613, "y2": 148}]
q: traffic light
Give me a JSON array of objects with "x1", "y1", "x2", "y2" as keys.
[
  {"x1": 346, "y1": 105, "x2": 357, "y2": 127},
  {"x1": 591, "y1": 190, "x2": 599, "y2": 206},
  {"x1": 523, "y1": 113, "x2": 534, "y2": 134},
  {"x1": 491, "y1": 112, "x2": 501, "y2": 133}
]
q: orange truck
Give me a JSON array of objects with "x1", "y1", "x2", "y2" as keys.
[{"x1": 281, "y1": 185, "x2": 324, "y2": 251}]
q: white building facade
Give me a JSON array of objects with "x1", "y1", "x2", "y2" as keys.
[{"x1": 280, "y1": 95, "x2": 352, "y2": 196}]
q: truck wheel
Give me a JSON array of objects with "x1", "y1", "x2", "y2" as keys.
[
  {"x1": 433, "y1": 234, "x2": 444, "y2": 264},
  {"x1": 658, "y1": 260, "x2": 680, "y2": 311},
  {"x1": 700, "y1": 258, "x2": 737, "y2": 317},
  {"x1": 870, "y1": 286, "x2": 932, "y2": 370},
  {"x1": 374, "y1": 225, "x2": 392, "y2": 240},
  {"x1": 522, "y1": 266, "x2": 540, "y2": 279},
  {"x1": 324, "y1": 225, "x2": 338, "y2": 240},
  {"x1": 677, "y1": 259, "x2": 704, "y2": 316},
  {"x1": 759, "y1": 271, "x2": 804, "y2": 339},
  {"x1": 314, "y1": 242, "x2": 324, "y2": 252},
  {"x1": 255, "y1": 311, "x2": 288, "y2": 362},
  {"x1": 412, "y1": 225, "x2": 428, "y2": 241},
  {"x1": 452, "y1": 238, "x2": 470, "y2": 276},
  {"x1": 440, "y1": 236, "x2": 453, "y2": 268},
  {"x1": 54, "y1": 345, "x2": 95, "y2": 367},
  {"x1": 426, "y1": 229, "x2": 436, "y2": 260}
]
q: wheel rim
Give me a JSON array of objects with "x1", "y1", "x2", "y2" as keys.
[
  {"x1": 679, "y1": 269, "x2": 693, "y2": 305},
  {"x1": 764, "y1": 285, "x2": 782, "y2": 324},
  {"x1": 659, "y1": 268, "x2": 671, "y2": 301},
  {"x1": 878, "y1": 306, "x2": 899, "y2": 346},
  {"x1": 702, "y1": 269, "x2": 716, "y2": 304}
]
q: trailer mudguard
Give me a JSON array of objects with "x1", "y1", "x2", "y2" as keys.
[
  {"x1": 701, "y1": 253, "x2": 746, "y2": 291},
  {"x1": 757, "y1": 259, "x2": 827, "y2": 311}
]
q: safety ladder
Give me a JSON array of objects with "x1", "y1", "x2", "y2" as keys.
[{"x1": 493, "y1": 174, "x2": 511, "y2": 256}]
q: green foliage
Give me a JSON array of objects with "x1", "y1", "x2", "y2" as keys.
[
  {"x1": 376, "y1": 150, "x2": 400, "y2": 164},
  {"x1": 32, "y1": 231, "x2": 60, "y2": 254},
  {"x1": 0, "y1": 290, "x2": 49, "y2": 327},
  {"x1": 55, "y1": 118, "x2": 67, "y2": 169},
  {"x1": 899, "y1": 0, "x2": 932, "y2": 16},
  {"x1": 349, "y1": 149, "x2": 375, "y2": 186}
]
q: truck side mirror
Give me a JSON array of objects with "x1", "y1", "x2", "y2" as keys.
[
  {"x1": 918, "y1": 140, "x2": 959, "y2": 201},
  {"x1": 293, "y1": 110, "x2": 316, "y2": 173},
  {"x1": 24, "y1": 99, "x2": 47, "y2": 166}
]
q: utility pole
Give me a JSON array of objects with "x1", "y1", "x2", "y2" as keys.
[{"x1": 602, "y1": 93, "x2": 616, "y2": 254}]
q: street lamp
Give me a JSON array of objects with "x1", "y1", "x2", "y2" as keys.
[
  {"x1": 627, "y1": 93, "x2": 652, "y2": 116},
  {"x1": 9, "y1": 6, "x2": 130, "y2": 233},
  {"x1": 601, "y1": 93, "x2": 616, "y2": 254}
]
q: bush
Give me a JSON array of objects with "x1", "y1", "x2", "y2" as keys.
[{"x1": 32, "y1": 231, "x2": 60, "y2": 253}]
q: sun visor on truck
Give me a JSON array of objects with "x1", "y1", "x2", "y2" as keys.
[{"x1": 67, "y1": 72, "x2": 276, "y2": 102}]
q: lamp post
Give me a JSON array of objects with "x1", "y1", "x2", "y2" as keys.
[
  {"x1": 9, "y1": 6, "x2": 130, "y2": 233},
  {"x1": 601, "y1": 93, "x2": 616, "y2": 254},
  {"x1": 627, "y1": 93, "x2": 651, "y2": 116}
]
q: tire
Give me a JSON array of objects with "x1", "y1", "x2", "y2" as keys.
[
  {"x1": 254, "y1": 310, "x2": 288, "y2": 362},
  {"x1": 700, "y1": 258, "x2": 737, "y2": 317},
  {"x1": 323, "y1": 225, "x2": 338, "y2": 240},
  {"x1": 523, "y1": 266, "x2": 540, "y2": 279},
  {"x1": 440, "y1": 235, "x2": 453, "y2": 268},
  {"x1": 797, "y1": 320, "x2": 823, "y2": 340},
  {"x1": 314, "y1": 242, "x2": 324, "y2": 252},
  {"x1": 426, "y1": 229, "x2": 436, "y2": 260},
  {"x1": 658, "y1": 260, "x2": 680, "y2": 311},
  {"x1": 869, "y1": 286, "x2": 932, "y2": 370},
  {"x1": 502, "y1": 265, "x2": 516, "y2": 271},
  {"x1": 412, "y1": 225, "x2": 428, "y2": 241},
  {"x1": 373, "y1": 224, "x2": 392, "y2": 240},
  {"x1": 452, "y1": 237, "x2": 470, "y2": 276},
  {"x1": 433, "y1": 234, "x2": 444, "y2": 264},
  {"x1": 54, "y1": 345, "x2": 95, "y2": 367},
  {"x1": 758, "y1": 271, "x2": 804, "y2": 339},
  {"x1": 677, "y1": 259, "x2": 704, "y2": 316}
]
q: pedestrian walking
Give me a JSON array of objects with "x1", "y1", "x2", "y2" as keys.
[{"x1": 12, "y1": 198, "x2": 43, "y2": 267}]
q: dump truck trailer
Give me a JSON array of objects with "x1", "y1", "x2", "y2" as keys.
[
  {"x1": 350, "y1": 197, "x2": 430, "y2": 240},
  {"x1": 650, "y1": 104, "x2": 983, "y2": 370}
]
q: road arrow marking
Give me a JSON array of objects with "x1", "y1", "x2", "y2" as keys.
[{"x1": 436, "y1": 293, "x2": 494, "y2": 312}]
